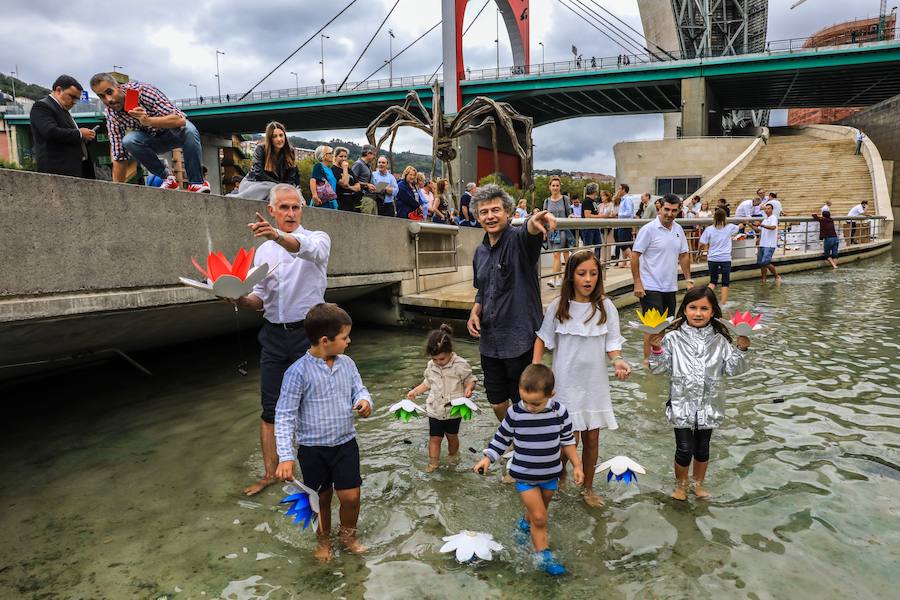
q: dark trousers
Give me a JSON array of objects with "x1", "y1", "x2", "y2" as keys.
[
  {"x1": 257, "y1": 322, "x2": 311, "y2": 423},
  {"x1": 674, "y1": 428, "x2": 713, "y2": 466}
]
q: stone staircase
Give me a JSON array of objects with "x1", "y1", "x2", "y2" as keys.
[{"x1": 714, "y1": 129, "x2": 873, "y2": 216}]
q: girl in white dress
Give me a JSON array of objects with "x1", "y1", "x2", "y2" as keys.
[{"x1": 533, "y1": 250, "x2": 632, "y2": 507}]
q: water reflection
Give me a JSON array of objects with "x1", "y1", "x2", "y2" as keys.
[{"x1": 1, "y1": 249, "x2": 899, "y2": 598}]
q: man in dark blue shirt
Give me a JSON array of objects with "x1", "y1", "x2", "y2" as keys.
[{"x1": 467, "y1": 184, "x2": 557, "y2": 421}]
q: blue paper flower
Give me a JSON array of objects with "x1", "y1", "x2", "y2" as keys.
[
  {"x1": 279, "y1": 480, "x2": 320, "y2": 530},
  {"x1": 595, "y1": 456, "x2": 647, "y2": 487}
]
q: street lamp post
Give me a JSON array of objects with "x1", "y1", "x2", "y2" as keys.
[
  {"x1": 388, "y1": 29, "x2": 394, "y2": 83},
  {"x1": 215, "y1": 49, "x2": 225, "y2": 99},
  {"x1": 320, "y1": 34, "x2": 330, "y2": 93},
  {"x1": 538, "y1": 42, "x2": 544, "y2": 74},
  {"x1": 10, "y1": 66, "x2": 18, "y2": 106},
  {"x1": 290, "y1": 71, "x2": 299, "y2": 94},
  {"x1": 495, "y1": 9, "x2": 500, "y2": 73},
  {"x1": 188, "y1": 83, "x2": 198, "y2": 102}
]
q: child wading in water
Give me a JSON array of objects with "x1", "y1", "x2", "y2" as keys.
[
  {"x1": 274, "y1": 303, "x2": 373, "y2": 561},
  {"x1": 474, "y1": 364, "x2": 583, "y2": 576},
  {"x1": 533, "y1": 250, "x2": 631, "y2": 507},
  {"x1": 407, "y1": 324, "x2": 476, "y2": 472},
  {"x1": 648, "y1": 287, "x2": 750, "y2": 500}
]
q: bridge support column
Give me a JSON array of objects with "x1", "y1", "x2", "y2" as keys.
[
  {"x1": 681, "y1": 77, "x2": 722, "y2": 137},
  {"x1": 451, "y1": 127, "x2": 526, "y2": 198}
]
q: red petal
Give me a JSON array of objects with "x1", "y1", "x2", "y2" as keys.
[
  {"x1": 191, "y1": 256, "x2": 209, "y2": 280},
  {"x1": 748, "y1": 313, "x2": 762, "y2": 327},
  {"x1": 231, "y1": 247, "x2": 252, "y2": 281},
  {"x1": 207, "y1": 251, "x2": 232, "y2": 282}
]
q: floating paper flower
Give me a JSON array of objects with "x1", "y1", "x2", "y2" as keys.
[
  {"x1": 178, "y1": 247, "x2": 273, "y2": 299},
  {"x1": 628, "y1": 308, "x2": 674, "y2": 335},
  {"x1": 595, "y1": 455, "x2": 646, "y2": 486},
  {"x1": 389, "y1": 399, "x2": 425, "y2": 422},
  {"x1": 439, "y1": 531, "x2": 503, "y2": 562},
  {"x1": 449, "y1": 397, "x2": 479, "y2": 420},
  {"x1": 279, "y1": 480, "x2": 320, "y2": 530},
  {"x1": 717, "y1": 310, "x2": 763, "y2": 337}
]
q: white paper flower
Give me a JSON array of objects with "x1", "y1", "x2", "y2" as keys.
[
  {"x1": 595, "y1": 455, "x2": 646, "y2": 485},
  {"x1": 388, "y1": 399, "x2": 425, "y2": 422},
  {"x1": 449, "y1": 397, "x2": 479, "y2": 420},
  {"x1": 439, "y1": 530, "x2": 503, "y2": 562},
  {"x1": 179, "y1": 248, "x2": 277, "y2": 299}
]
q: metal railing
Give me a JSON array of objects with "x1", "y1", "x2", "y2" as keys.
[
  {"x1": 408, "y1": 222, "x2": 459, "y2": 293},
  {"x1": 531, "y1": 215, "x2": 888, "y2": 284}
]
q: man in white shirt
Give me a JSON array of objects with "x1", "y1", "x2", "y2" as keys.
[
  {"x1": 734, "y1": 192, "x2": 764, "y2": 219},
  {"x1": 847, "y1": 200, "x2": 869, "y2": 244},
  {"x1": 751, "y1": 202, "x2": 781, "y2": 283},
  {"x1": 766, "y1": 192, "x2": 783, "y2": 217},
  {"x1": 371, "y1": 155, "x2": 398, "y2": 217},
  {"x1": 632, "y1": 193, "x2": 693, "y2": 361},
  {"x1": 237, "y1": 184, "x2": 331, "y2": 495}
]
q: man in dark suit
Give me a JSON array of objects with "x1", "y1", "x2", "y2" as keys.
[{"x1": 30, "y1": 75, "x2": 96, "y2": 179}]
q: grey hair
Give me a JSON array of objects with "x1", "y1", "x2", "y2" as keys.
[
  {"x1": 334, "y1": 146, "x2": 350, "y2": 158},
  {"x1": 471, "y1": 184, "x2": 514, "y2": 215},
  {"x1": 314, "y1": 145, "x2": 332, "y2": 162},
  {"x1": 466, "y1": 182, "x2": 477, "y2": 191},
  {"x1": 584, "y1": 182, "x2": 599, "y2": 195},
  {"x1": 89, "y1": 72, "x2": 117, "y2": 88},
  {"x1": 361, "y1": 144, "x2": 376, "y2": 156},
  {"x1": 268, "y1": 183, "x2": 304, "y2": 206}
]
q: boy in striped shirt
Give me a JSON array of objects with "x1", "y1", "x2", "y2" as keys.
[
  {"x1": 473, "y1": 364, "x2": 583, "y2": 576},
  {"x1": 274, "y1": 303, "x2": 372, "y2": 562}
]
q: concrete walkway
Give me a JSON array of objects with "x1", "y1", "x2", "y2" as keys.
[{"x1": 399, "y1": 239, "x2": 892, "y2": 314}]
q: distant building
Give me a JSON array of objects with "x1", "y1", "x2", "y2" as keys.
[
  {"x1": 570, "y1": 171, "x2": 615, "y2": 182},
  {"x1": 788, "y1": 14, "x2": 897, "y2": 125}
]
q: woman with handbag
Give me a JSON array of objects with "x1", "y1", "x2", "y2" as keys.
[
  {"x1": 309, "y1": 145, "x2": 339, "y2": 209},
  {"x1": 395, "y1": 166, "x2": 421, "y2": 219}
]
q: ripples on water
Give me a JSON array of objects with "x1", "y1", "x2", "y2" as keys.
[{"x1": 1, "y1": 250, "x2": 898, "y2": 599}]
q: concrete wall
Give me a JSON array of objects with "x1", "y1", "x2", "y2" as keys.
[
  {"x1": 842, "y1": 94, "x2": 900, "y2": 229},
  {"x1": 613, "y1": 136, "x2": 755, "y2": 195},
  {"x1": 0, "y1": 168, "x2": 462, "y2": 298}
]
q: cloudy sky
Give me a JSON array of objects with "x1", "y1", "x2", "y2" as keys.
[{"x1": 3, "y1": 0, "x2": 880, "y2": 172}]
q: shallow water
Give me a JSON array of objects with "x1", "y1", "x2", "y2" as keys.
[{"x1": 2, "y1": 248, "x2": 899, "y2": 600}]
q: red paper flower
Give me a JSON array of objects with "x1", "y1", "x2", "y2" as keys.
[
  {"x1": 179, "y1": 247, "x2": 273, "y2": 299},
  {"x1": 192, "y1": 248, "x2": 256, "y2": 282},
  {"x1": 729, "y1": 311, "x2": 762, "y2": 329}
]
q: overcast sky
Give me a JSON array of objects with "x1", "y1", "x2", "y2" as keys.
[{"x1": 2, "y1": 0, "x2": 881, "y2": 172}]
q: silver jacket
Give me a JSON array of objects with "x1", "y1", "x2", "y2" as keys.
[{"x1": 649, "y1": 324, "x2": 749, "y2": 430}]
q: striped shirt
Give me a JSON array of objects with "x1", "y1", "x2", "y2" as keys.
[
  {"x1": 274, "y1": 352, "x2": 372, "y2": 461},
  {"x1": 103, "y1": 81, "x2": 186, "y2": 161},
  {"x1": 483, "y1": 400, "x2": 575, "y2": 482}
]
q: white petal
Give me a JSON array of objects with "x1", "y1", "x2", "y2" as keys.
[
  {"x1": 178, "y1": 277, "x2": 214, "y2": 294},
  {"x1": 243, "y1": 262, "x2": 269, "y2": 288},
  {"x1": 455, "y1": 542, "x2": 475, "y2": 562},
  {"x1": 450, "y1": 397, "x2": 478, "y2": 411},
  {"x1": 473, "y1": 543, "x2": 492, "y2": 560},
  {"x1": 439, "y1": 540, "x2": 458, "y2": 554}
]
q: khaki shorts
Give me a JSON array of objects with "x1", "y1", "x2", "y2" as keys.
[{"x1": 359, "y1": 196, "x2": 377, "y2": 215}]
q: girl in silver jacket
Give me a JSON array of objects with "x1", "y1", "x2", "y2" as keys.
[{"x1": 649, "y1": 287, "x2": 751, "y2": 501}]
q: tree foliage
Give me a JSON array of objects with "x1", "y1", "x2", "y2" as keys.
[
  {"x1": 0, "y1": 74, "x2": 51, "y2": 101},
  {"x1": 478, "y1": 173, "x2": 615, "y2": 212}
]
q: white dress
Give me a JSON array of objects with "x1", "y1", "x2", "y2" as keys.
[{"x1": 536, "y1": 298, "x2": 624, "y2": 431}]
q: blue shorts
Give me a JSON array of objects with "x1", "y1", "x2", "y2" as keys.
[
  {"x1": 515, "y1": 479, "x2": 559, "y2": 493},
  {"x1": 757, "y1": 246, "x2": 775, "y2": 265},
  {"x1": 823, "y1": 236, "x2": 839, "y2": 259}
]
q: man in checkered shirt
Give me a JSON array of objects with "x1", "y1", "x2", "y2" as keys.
[{"x1": 89, "y1": 73, "x2": 209, "y2": 193}]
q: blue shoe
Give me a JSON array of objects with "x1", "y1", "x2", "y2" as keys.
[
  {"x1": 517, "y1": 517, "x2": 530, "y2": 533},
  {"x1": 534, "y1": 549, "x2": 567, "y2": 576}
]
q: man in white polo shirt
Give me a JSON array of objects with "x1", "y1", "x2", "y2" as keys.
[
  {"x1": 632, "y1": 193, "x2": 693, "y2": 361},
  {"x1": 750, "y1": 202, "x2": 781, "y2": 283}
]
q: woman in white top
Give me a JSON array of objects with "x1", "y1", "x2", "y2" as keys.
[
  {"x1": 533, "y1": 250, "x2": 631, "y2": 506},
  {"x1": 698, "y1": 207, "x2": 742, "y2": 304},
  {"x1": 598, "y1": 189, "x2": 616, "y2": 268}
]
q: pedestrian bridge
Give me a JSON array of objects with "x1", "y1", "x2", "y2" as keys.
[{"x1": 5, "y1": 39, "x2": 900, "y2": 133}]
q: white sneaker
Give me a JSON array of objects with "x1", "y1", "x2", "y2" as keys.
[
  {"x1": 547, "y1": 279, "x2": 556, "y2": 288},
  {"x1": 187, "y1": 182, "x2": 211, "y2": 193}
]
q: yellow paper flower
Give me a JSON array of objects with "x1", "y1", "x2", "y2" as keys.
[{"x1": 636, "y1": 308, "x2": 669, "y2": 328}]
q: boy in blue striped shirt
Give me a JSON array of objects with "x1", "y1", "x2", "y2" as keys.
[
  {"x1": 473, "y1": 364, "x2": 583, "y2": 576},
  {"x1": 274, "y1": 303, "x2": 372, "y2": 562}
]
